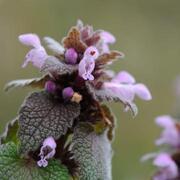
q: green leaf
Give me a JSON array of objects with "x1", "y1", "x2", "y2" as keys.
[
  {"x1": 0, "y1": 142, "x2": 69, "y2": 180},
  {"x1": 0, "y1": 118, "x2": 19, "y2": 144},
  {"x1": 86, "y1": 82, "x2": 138, "y2": 117},
  {"x1": 18, "y1": 91, "x2": 80, "y2": 154},
  {"x1": 71, "y1": 123, "x2": 112, "y2": 180},
  {"x1": 41, "y1": 56, "x2": 77, "y2": 76},
  {"x1": 4, "y1": 75, "x2": 49, "y2": 92}
]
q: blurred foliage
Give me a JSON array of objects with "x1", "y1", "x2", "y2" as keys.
[{"x1": 0, "y1": 0, "x2": 180, "y2": 179}]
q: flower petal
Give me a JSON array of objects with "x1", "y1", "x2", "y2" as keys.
[
  {"x1": 78, "y1": 46, "x2": 99, "y2": 81},
  {"x1": 101, "y1": 31, "x2": 116, "y2": 44},
  {"x1": 22, "y1": 47, "x2": 47, "y2": 69},
  {"x1": 133, "y1": 83, "x2": 152, "y2": 100},
  {"x1": 84, "y1": 46, "x2": 99, "y2": 60},
  {"x1": 153, "y1": 153, "x2": 178, "y2": 179},
  {"x1": 112, "y1": 71, "x2": 136, "y2": 84},
  {"x1": 19, "y1": 34, "x2": 41, "y2": 48},
  {"x1": 155, "y1": 116, "x2": 175, "y2": 128},
  {"x1": 104, "y1": 82, "x2": 135, "y2": 102},
  {"x1": 42, "y1": 136, "x2": 57, "y2": 149},
  {"x1": 155, "y1": 116, "x2": 179, "y2": 147}
]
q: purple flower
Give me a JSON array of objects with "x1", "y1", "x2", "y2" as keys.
[
  {"x1": 155, "y1": 116, "x2": 180, "y2": 147},
  {"x1": 112, "y1": 71, "x2": 135, "y2": 84},
  {"x1": 19, "y1": 34, "x2": 48, "y2": 69},
  {"x1": 62, "y1": 87, "x2": 74, "y2": 100},
  {"x1": 37, "y1": 137, "x2": 56, "y2": 167},
  {"x1": 104, "y1": 71, "x2": 152, "y2": 102},
  {"x1": 65, "y1": 48, "x2": 78, "y2": 64},
  {"x1": 45, "y1": 81, "x2": 56, "y2": 93},
  {"x1": 153, "y1": 153, "x2": 178, "y2": 180},
  {"x1": 78, "y1": 46, "x2": 99, "y2": 81},
  {"x1": 100, "y1": 31, "x2": 116, "y2": 53}
]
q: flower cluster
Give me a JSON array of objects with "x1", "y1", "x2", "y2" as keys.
[
  {"x1": 143, "y1": 116, "x2": 180, "y2": 180},
  {"x1": 4, "y1": 20, "x2": 152, "y2": 174},
  {"x1": 18, "y1": 20, "x2": 151, "y2": 109}
]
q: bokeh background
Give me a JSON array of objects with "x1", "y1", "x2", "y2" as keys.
[{"x1": 0, "y1": 0, "x2": 180, "y2": 179}]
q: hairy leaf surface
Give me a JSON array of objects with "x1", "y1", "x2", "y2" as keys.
[
  {"x1": 18, "y1": 91, "x2": 80, "y2": 153},
  {"x1": 71, "y1": 123, "x2": 112, "y2": 180},
  {"x1": 41, "y1": 56, "x2": 77, "y2": 76},
  {"x1": 4, "y1": 76, "x2": 49, "y2": 92},
  {"x1": 0, "y1": 142, "x2": 69, "y2": 180}
]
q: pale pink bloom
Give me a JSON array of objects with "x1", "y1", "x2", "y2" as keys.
[
  {"x1": 104, "y1": 71, "x2": 152, "y2": 102},
  {"x1": 101, "y1": 31, "x2": 116, "y2": 44},
  {"x1": 19, "y1": 34, "x2": 48, "y2": 69},
  {"x1": 37, "y1": 137, "x2": 56, "y2": 167},
  {"x1": 153, "y1": 153, "x2": 178, "y2": 180},
  {"x1": 100, "y1": 31, "x2": 116, "y2": 53},
  {"x1": 155, "y1": 116, "x2": 180, "y2": 147},
  {"x1": 78, "y1": 46, "x2": 99, "y2": 81}
]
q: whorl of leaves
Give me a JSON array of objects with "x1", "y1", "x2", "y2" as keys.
[{"x1": 18, "y1": 91, "x2": 80, "y2": 154}]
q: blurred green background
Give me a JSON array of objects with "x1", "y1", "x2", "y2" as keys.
[{"x1": 0, "y1": 0, "x2": 180, "y2": 179}]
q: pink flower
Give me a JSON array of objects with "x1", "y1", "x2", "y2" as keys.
[
  {"x1": 153, "y1": 153, "x2": 178, "y2": 180},
  {"x1": 104, "y1": 71, "x2": 152, "y2": 103},
  {"x1": 78, "y1": 46, "x2": 99, "y2": 81},
  {"x1": 100, "y1": 31, "x2": 116, "y2": 53},
  {"x1": 37, "y1": 137, "x2": 56, "y2": 167},
  {"x1": 155, "y1": 116, "x2": 180, "y2": 147},
  {"x1": 19, "y1": 34, "x2": 48, "y2": 69}
]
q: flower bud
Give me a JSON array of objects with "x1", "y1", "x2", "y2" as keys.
[
  {"x1": 62, "y1": 87, "x2": 74, "y2": 100},
  {"x1": 45, "y1": 81, "x2": 56, "y2": 93},
  {"x1": 65, "y1": 48, "x2": 78, "y2": 64}
]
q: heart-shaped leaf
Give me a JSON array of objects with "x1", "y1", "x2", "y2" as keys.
[
  {"x1": 0, "y1": 142, "x2": 69, "y2": 180},
  {"x1": 71, "y1": 123, "x2": 112, "y2": 180},
  {"x1": 18, "y1": 91, "x2": 80, "y2": 154}
]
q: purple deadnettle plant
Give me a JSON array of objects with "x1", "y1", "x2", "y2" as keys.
[{"x1": 0, "y1": 20, "x2": 151, "y2": 179}]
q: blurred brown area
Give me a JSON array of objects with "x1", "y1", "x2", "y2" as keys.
[{"x1": 0, "y1": 0, "x2": 180, "y2": 179}]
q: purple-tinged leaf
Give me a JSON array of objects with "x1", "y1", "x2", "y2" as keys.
[{"x1": 18, "y1": 91, "x2": 80, "y2": 153}]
